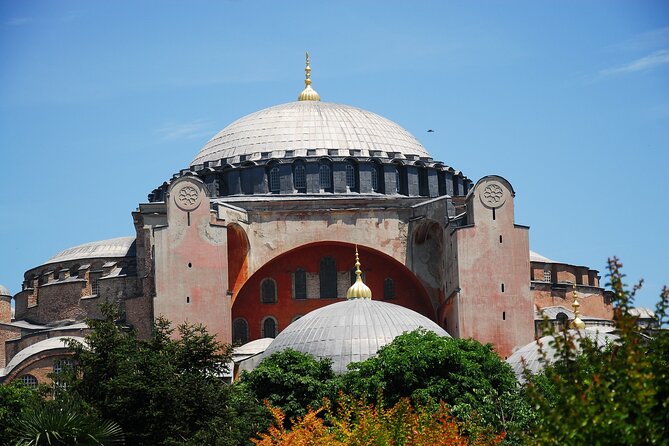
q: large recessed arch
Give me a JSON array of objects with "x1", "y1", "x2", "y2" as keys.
[{"x1": 232, "y1": 241, "x2": 437, "y2": 342}]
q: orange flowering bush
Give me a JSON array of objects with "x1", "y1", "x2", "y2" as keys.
[{"x1": 252, "y1": 395, "x2": 505, "y2": 446}]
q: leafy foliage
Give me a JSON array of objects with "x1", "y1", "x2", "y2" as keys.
[
  {"x1": 12, "y1": 405, "x2": 124, "y2": 446},
  {"x1": 341, "y1": 329, "x2": 529, "y2": 438},
  {"x1": 240, "y1": 348, "x2": 338, "y2": 421},
  {"x1": 522, "y1": 257, "x2": 669, "y2": 445},
  {"x1": 62, "y1": 304, "x2": 270, "y2": 446},
  {"x1": 0, "y1": 381, "x2": 46, "y2": 444},
  {"x1": 252, "y1": 396, "x2": 505, "y2": 446}
]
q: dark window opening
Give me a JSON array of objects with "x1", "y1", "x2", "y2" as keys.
[
  {"x1": 186, "y1": 296, "x2": 190, "y2": 303},
  {"x1": 319, "y1": 164, "x2": 332, "y2": 190},
  {"x1": 383, "y1": 278, "x2": 395, "y2": 300},
  {"x1": 345, "y1": 163, "x2": 356, "y2": 190},
  {"x1": 294, "y1": 268, "x2": 307, "y2": 299},
  {"x1": 320, "y1": 257, "x2": 337, "y2": 298},
  {"x1": 499, "y1": 235, "x2": 503, "y2": 243},
  {"x1": 188, "y1": 262, "x2": 192, "y2": 268},
  {"x1": 268, "y1": 166, "x2": 280, "y2": 193},
  {"x1": 293, "y1": 162, "x2": 306, "y2": 190},
  {"x1": 503, "y1": 311, "x2": 506, "y2": 320},
  {"x1": 501, "y1": 283, "x2": 505, "y2": 292},
  {"x1": 492, "y1": 208, "x2": 496, "y2": 220},
  {"x1": 418, "y1": 168, "x2": 429, "y2": 196},
  {"x1": 262, "y1": 318, "x2": 277, "y2": 338},
  {"x1": 261, "y1": 279, "x2": 277, "y2": 303},
  {"x1": 233, "y1": 318, "x2": 249, "y2": 344}
]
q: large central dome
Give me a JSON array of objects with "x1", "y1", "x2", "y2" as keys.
[{"x1": 191, "y1": 101, "x2": 430, "y2": 166}]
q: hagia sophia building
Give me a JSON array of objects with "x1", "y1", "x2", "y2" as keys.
[{"x1": 0, "y1": 55, "x2": 619, "y2": 386}]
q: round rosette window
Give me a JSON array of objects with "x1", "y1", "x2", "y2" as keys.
[
  {"x1": 173, "y1": 182, "x2": 203, "y2": 211},
  {"x1": 480, "y1": 181, "x2": 506, "y2": 208}
]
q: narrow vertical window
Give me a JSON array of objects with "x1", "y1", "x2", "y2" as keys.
[
  {"x1": 268, "y1": 166, "x2": 280, "y2": 193},
  {"x1": 371, "y1": 165, "x2": 379, "y2": 192},
  {"x1": 262, "y1": 317, "x2": 277, "y2": 338},
  {"x1": 319, "y1": 164, "x2": 332, "y2": 189},
  {"x1": 418, "y1": 167, "x2": 429, "y2": 196},
  {"x1": 261, "y1": 278, "x2": 277, "y2": 303},
  {"x1": 294, "y1": 268, "x2": 307, "y2": 299},
  {"x1": 91, "y1": 278, "x2": 100, "y2": 295},
  {"x1": 233, "y1": 318, "x2": 249, "y2": 344},
  {"x1": 383, "y1": 278, "x2": 395, "y2": 300},
  {"x1": 501, "y1": 283, "x2": 505, "y2": 292},
  {"x1": 395, "y1": 167, "x2": 401, "y2": 193},
  {"x1": 320, "y1": 257, "x2": 337, "y2": 298},
  {"x1": 345, "y1": 163, "x2": 356, "y2": 189},
  {"x1": 293, "y1": 162, "x2": 306, "y2": 190}
]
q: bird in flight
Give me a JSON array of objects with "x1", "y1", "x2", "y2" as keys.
[{"x1": 427, "y1": 129, "x2": 435, "y2": 133}]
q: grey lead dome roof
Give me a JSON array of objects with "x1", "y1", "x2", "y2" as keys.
[
  {"x1": 46, "y1": 236, "x2": 136, "y2": 264},
  {"x1": 262, "y1": 298, "x2": 449, "y2": 373},
  {"x1": 191, "y1": 101, "x2": 430, "y2": 166}
]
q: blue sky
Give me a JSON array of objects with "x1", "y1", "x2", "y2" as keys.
[{"x1": 1, "y1": 1, "x2": 667, "y2": 310}]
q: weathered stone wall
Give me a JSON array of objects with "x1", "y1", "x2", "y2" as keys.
[{"x1": 452, "y1": 176, "x2": 534, "y2": 358}]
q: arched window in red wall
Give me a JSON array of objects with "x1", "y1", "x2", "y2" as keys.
[
  {"x1": 262, "y1": 317, "x2": 278, "y2": 338},
  {"x1": 19, "y1": 374, "x2": 38, "y2": 388},
  {"x1": 261, "y1": 278, "x2": 277, "y2": 303},
  {"x1": 320, "y1": 257, "x2": 337, "y2": 299},
  {"x1": 294, "y1": 268, "x2": 307, "y2": 299},
  {"x1": 383, "y1": 277, "x2": 395, "y2": 300},
  {"x1": 233, "y1": 318, "x2": 249, "y2": 344}
]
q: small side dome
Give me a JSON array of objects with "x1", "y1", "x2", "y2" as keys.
[
  {"x1": 262, "y1": 299, "x2": 449, "y2": 373},
  {"x1": 0, "y1": 284, "x2": 11, "y2": 297}
]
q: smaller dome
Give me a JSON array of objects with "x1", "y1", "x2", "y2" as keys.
[
  {"x1": 262, "y1": 299, "x2": 449, "y2": 373},
  {"x1": 506, "y1": 328, "x2": 617, "y2": 382},
  {"x1": 0, "y1": 284, "x2": 11, "y2": 297},
  {"x1": 46, "y1": 236, "x2": 136, "y2": 264}
]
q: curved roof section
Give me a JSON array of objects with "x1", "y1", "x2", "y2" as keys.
[
  {"x1": 0, "y1": 284, "x2": 10, "y2": 296},
  {"x1": 46, "y1": 236, "x2": 136, "y2": 264},
  {"x1": 530, "y1": 250, "x2": 556, "y2": 263},
  {"x1": 191, "y1": 101, "x2": 430, "y2": 166},
  {"x1": 262, "y1": 299, "x2": 449, "y2": 374},
  {"x1": 506, "y1": 328, "x2": 617, "y2": 382},
  {"x1": 1, "y1": 336, "x2": 85, "y2": 378}
]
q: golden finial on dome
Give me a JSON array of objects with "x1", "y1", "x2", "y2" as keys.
[
  {"x1": 298, "y1": 51, "x2": 321, "y2": 101},
  {"x1": 570, "y1": 282, "x2": 586, "y2": 330},
  {"x1": 346, "y1": 246, "x2": 372, "y2": 299}
]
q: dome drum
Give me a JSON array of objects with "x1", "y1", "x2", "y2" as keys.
[{"x1": 149, "y1": 157, "x2": 471, "y2": 201}]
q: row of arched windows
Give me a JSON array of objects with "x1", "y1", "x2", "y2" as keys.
[
  {"x1": 259, "y1": 257, "x2": 396, "y2": 302},
  {"x1": 266, "y1": 160, "x2": 383, "y2": 194},
  {"x1": 233, "y1": 316, "x2": 279, "y2": 343}
]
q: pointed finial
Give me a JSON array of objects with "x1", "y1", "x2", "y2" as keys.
[
  {"x1": 570, "y1": 282, "x2": 586, "y2": 329},
  {"x1": 298, "y1": 51, "x2": 321, "y2": 101},
  {"x1": 346, "y1": 245, "x2": 372, "y2": 299}
]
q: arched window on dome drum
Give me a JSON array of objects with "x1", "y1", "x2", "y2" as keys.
[
  {"x1": 19, "y1": 374, "x2": 38, "y2": 388},
  {"x1": 293, "y1": 161, "x2": 306, "y2": 191},
  {"x1": 53, "y1": 358, "x2": 73, "y2": 392},
  {"x1": 233, "y1": 318, "x2": 249, "y2": 344},
  {"x1": 345, "y1": 163, "x2": 356, "y2": 190},
  {"x1": 262, "y1": 317, "x2": 277, "y2": 338},
  {"x1": 383, "y1": 277, "x2": 395, "y2": 300},
  {"x1": 319, "y1": 163, "x2": 332, "y2": 191},
  {"x1": 320, "y1": 257, "x2": 337, "y2": 299},
  {"x1": 268, "y1": 166, "x2": 280, "y2": 193},
  {"x1": 371, "y1": 163, "x2": 383, "y2": 193},
  {"x1": 418, "y1": 167, "x2": 429, "y2": 196},
  {"x1": 294, "y1": 268, "x2": 307, "y2": 299},
  {"x1": 261, "y1": 278, "x2": 277, "y2": 303},
  {"x1": 395, "y1": 166, "x2": 405, "y2": 195}
]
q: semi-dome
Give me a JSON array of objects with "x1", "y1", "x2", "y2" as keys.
[
  {"x1": 191, "y1": 101, "x2": 431, "y2": 166},
  {"x1": 0, "y1": 284, "x2": 10, "y2": 297},
  {"x1": 46, "y1": 236, "x2": 136, "y2": 264},
  {"x1": 262, "y1": 298, "x2": 450, "y2": 373}
]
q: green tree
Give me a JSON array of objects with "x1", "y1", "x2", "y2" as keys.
[
  {"x1": 522, "y1": 257, "x2": 669, "y2": 445},
  {"x1": 12, "y1": 405, "x2": 124, "y2": 446},
  {"x1": 341, "y1": 330, "x2": 531, "y2": 441},
  {"x1": 239, "y1": 348, "x2": 337, "y2": 422},
  {"x1": 0, "y1": 381, "x2": 45, "y2": 444},
  {"x1": 63, "y1": 304, "x2": 270, "y2": 446}
]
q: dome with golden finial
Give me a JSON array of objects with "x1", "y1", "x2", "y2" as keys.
[
  {"x1": 261, "y1": 247, "x2": 450, "y2": 373},
  {"x1": 346, "y1": 247, "x2": 372, "y2": 299},
  {"x1": 297, "y1": 51, "x2": 320, "y2": 101}
]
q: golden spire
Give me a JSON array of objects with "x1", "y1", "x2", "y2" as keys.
[
  {"x1": 570, "y1": 282, "x2": 586, "y2": 329},
  {"x1": 346, "y1": 246, "x2": 372, "y2": 299},
  {"x1": 297, "y1": 51, "x2": 321, "y2": 101}
]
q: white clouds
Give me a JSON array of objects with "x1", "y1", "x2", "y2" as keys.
[
  {"x1": 156, "y1": 120, "x2": 215, "y2": 141},
  {"x1": 600, "y1": 49, "x2": 669, "y2": 76}
]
